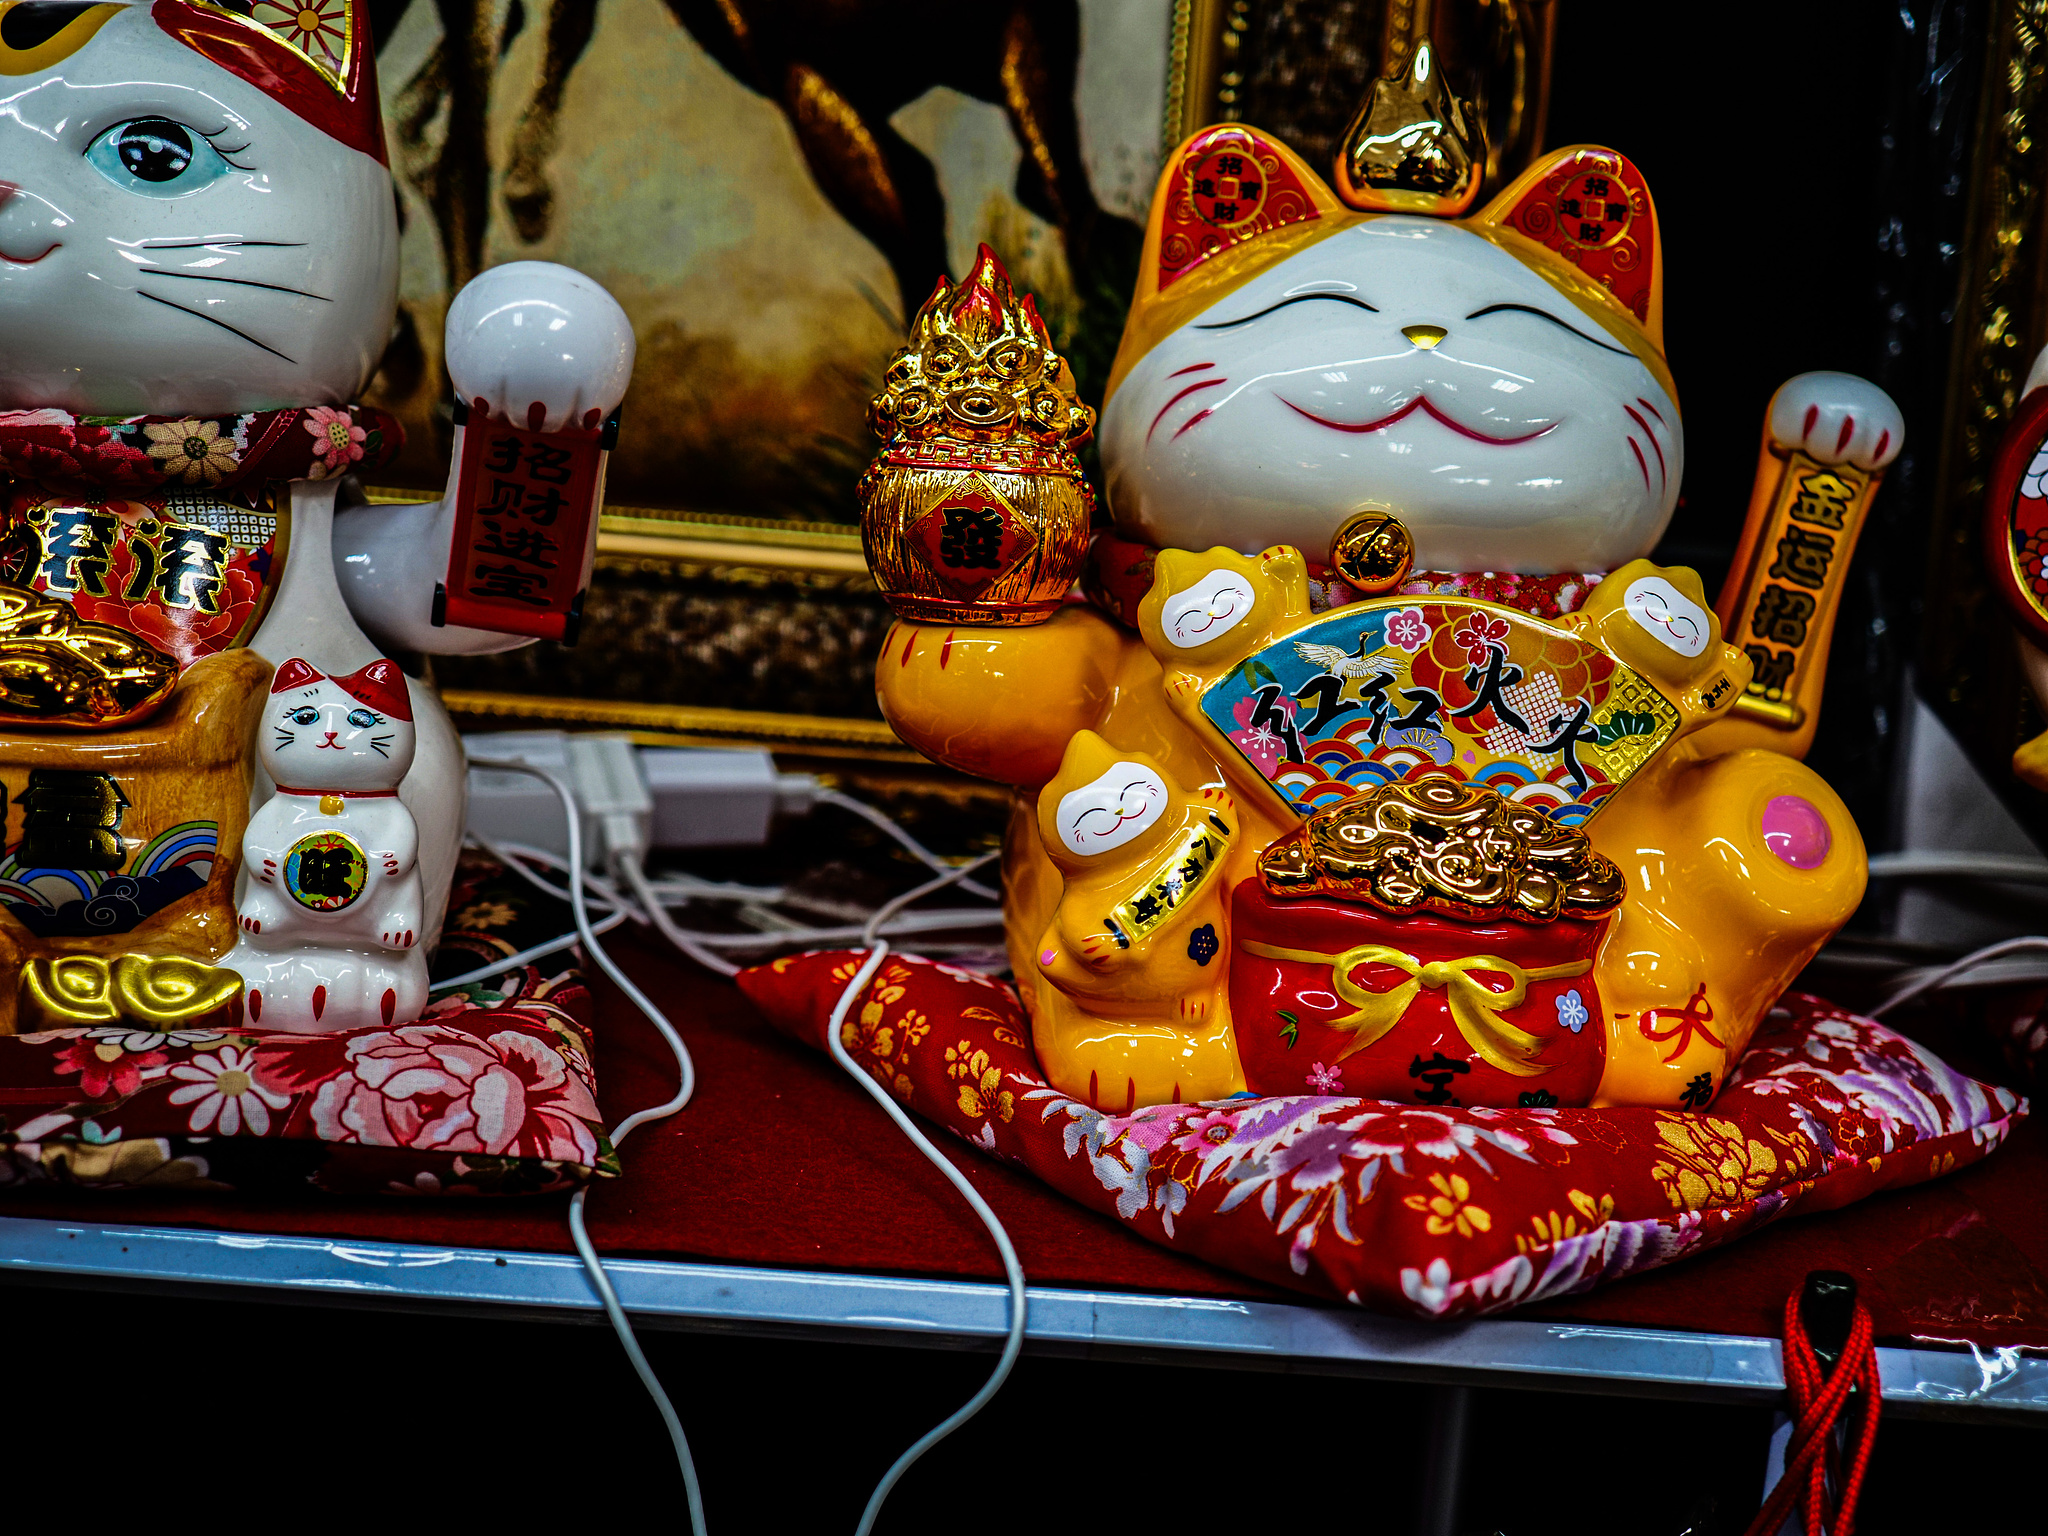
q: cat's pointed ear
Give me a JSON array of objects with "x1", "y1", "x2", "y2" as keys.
[
  {"x1": 1108, "y1": 124, "x2": 1346, "y2": 401},
  {"x1": 153, "y1": 0, "x2": 387, "y2": 165},
  {"x1": 1471, "y1": 146, "x2": 1664, "y2": 354},
  {"x1": 270, "y1": 658, "x2": 325, "y2": 693},
  {"x1": 335, "y1": 659, "x2": 413, "y2": 721}
]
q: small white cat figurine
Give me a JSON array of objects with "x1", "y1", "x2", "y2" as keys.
[{"x1": 222, "y1": 657, "x2": 426, "y2": 1033}]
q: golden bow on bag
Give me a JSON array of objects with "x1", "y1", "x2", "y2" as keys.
[{"x1": 1238, "y1": 941, "x2": 1592, "y2": 1076}]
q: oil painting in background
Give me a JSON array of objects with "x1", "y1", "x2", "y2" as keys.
[{"x1": 364, "y1": 0, "x2": 1169, "y2": 520}]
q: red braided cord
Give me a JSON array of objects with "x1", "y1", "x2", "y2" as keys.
[{"x1": 1744, "y1": 1291, "x2": 1883, "y2": 1536}]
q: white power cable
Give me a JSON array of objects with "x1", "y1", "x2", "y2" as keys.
[
  {"x1": 465, "y1": 757, "x2": 707, "y2": 1534},
  {"x1": 813, "y1": 786, "x2": 1001, "y2": 902},
  {"x1": 467, "y1": 746, "x2": 1017, "y2": 1531},
  {"x1": 1869, "y1": 935, "x2": 2048, "y2": 1018},
  {"x1": 428, "y1": 906, "x2": 630, "y2": 994},
  {"x1": 618, "y1": 851, "x2": 742, "y2": 979},
  {"x1": 816, "y1": 851, "x2": 1027, "y2": 1536}
]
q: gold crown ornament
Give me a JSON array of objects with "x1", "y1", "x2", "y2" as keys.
[{"x1": 860, "y1": 245, "x2": 1096, "y2": 626}]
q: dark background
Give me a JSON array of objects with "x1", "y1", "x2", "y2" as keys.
[
  {"x1": 2, "y1": 1275, "x2": 2037, "y2": 1533},
  {"x1": 16, "y1": 6, "x2": 2040, "y2": 1532}
]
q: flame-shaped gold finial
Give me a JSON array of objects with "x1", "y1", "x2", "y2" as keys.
[{"x1": 1332, "y1": 16, "x2": 1486, "y2": 217}]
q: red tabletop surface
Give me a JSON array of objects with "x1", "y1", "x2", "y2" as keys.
[{"x1": 3, "y1": 935, "x2": 2043, "y2": 1349}]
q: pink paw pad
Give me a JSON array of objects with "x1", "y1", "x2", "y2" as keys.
[{"x1": 1762, "y1": 794, "x2": 1831, "y2": 870}]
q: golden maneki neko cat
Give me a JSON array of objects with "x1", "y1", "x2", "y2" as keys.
[{"x1": 861, "y1": 44, "x2": 1904, "y2": 1114}]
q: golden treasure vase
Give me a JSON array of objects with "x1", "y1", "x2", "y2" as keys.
[{"x1": 859, "y1": 245, "x2": 1096, "y2": 626}]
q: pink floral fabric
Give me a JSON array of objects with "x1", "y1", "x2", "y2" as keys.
[
  {"x1": 0, "y1": 981, "x2": 612, "y2": 1197},
  {"x1": 741, "y1": 951, "x2": 2030, "y2": 1319}
]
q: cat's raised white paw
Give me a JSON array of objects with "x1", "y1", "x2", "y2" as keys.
[
  {"x1": 1767, "y1": 372, "x2": 1903, "y2": 471},
  {"x1": 444, "y1": 261, "x2": 635, "y2": 434}
]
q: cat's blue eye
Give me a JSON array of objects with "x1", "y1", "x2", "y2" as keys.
[
  {"x1": 347, "y1": 709, "x2": 378, "y2": 729},
  {"x1": 288, "y1": 707, "x2": 319, "y2": 726},
  {"x1": 85, "y1": 118, "x2": 232, "y2": 199}
]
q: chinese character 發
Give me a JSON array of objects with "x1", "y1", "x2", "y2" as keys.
[{"x1": 295, "y1": 844, "x2": 358, "y2": 899}]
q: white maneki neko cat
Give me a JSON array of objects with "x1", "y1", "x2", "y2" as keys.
[
  {"x1": 0, "y1": 0, "x2": 632, "y2": 1034},
  {"x1": 874, "y1": 52, "x2": 1904, "y2": 1114},
  {"x1": 223, "y1": 656, "x2": 427, "y2": 1032}
]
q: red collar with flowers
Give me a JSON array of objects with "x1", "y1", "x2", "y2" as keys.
[
  {"x1": 1082, "y1": 529, "x2": 1604, "y2": 628},
  {"x1": 0, "y1": 406, "x2": 404, "y2": 497}
]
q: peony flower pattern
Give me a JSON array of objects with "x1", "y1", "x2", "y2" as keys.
[{"x1": 308, "y1": 1024, "x2": 601, "y2": 1163}]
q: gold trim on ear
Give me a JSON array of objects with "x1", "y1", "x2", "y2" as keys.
[
  {"x1": 1467, "y1": 143, "x2": 1673, "y2": 404},
  {"x1": 1107, "y1": 122, "x2": 1357, "y2": 404},
  {"x1": 0, "y1": 2, "x2": 123, "y2": 76}
]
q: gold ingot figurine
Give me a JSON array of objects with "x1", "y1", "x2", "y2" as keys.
[
  {"x1": 19, "y1": 952, "x2": 244, "y2": 1033},
  {"x1": 0, "y1": 581, "x2": 179, "y2": 729},
  {"x1": 860, "y1": 245, "x2": 1096, "y2": 626}
]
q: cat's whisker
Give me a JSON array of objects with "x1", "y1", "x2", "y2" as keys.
[
  {"x1": 128, "y1": 239, "x2": 308, "y2": 250},
  {"x1": 134, "y1": 290, "x2": 295, "y2": 363},
  {"x1": 137, "y1": 270, "x2": 331, "y2": 303},
  {"x1": 1626, "y1": 434, "x2": 1651, "y2": 493}
]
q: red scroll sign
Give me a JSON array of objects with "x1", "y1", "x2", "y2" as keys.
[{"x1": 434, "y1": 401, "x2": 616, "y2": 643}]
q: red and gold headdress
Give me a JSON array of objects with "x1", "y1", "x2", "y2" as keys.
[{"x1": 153, "y1": 0, "x2": 386, "y2": 164}]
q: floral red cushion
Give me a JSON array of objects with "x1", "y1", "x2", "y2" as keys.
[
  {"x1": 0, "y1": 854, "x2": 614, "y2": 1197},
  {"x1": 0, "y1": 981, "x2": 613, "y2": 1196},
  {"x1": 739, "y1": 951, "x2": 2029, "y2": 1318}
]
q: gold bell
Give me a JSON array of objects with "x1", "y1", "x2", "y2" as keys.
[{"x1": 1329, "y1": 510, "x2": 1415, "y2": 594}]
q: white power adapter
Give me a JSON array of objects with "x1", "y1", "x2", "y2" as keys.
[{"x1": 463, "y1": 731, "x2": 819, "y2": 865}]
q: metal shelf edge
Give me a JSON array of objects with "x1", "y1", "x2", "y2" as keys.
[{"x1": 2, "y1": 1217, "x2": 2040, "y2": 1415}]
